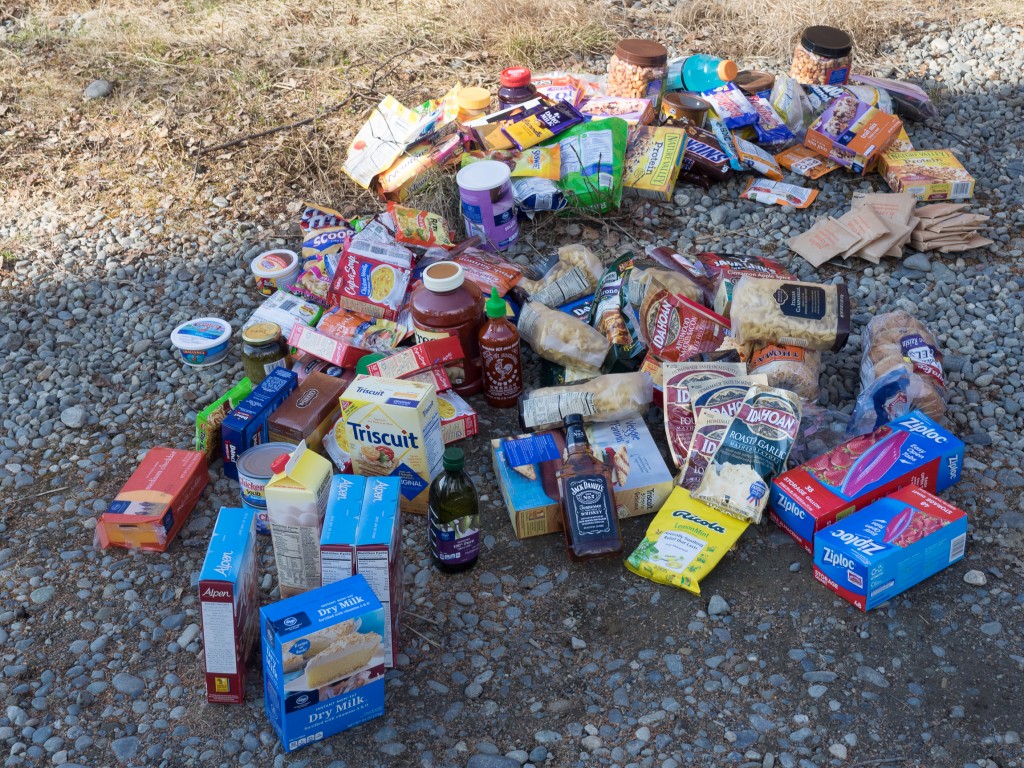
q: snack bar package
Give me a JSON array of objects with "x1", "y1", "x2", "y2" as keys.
[
  {"x1": 730, "y1": 277, "x2": 851, "y2": 352},
  {"x1": 625, "y1": 487, "x2": 749, "y2": 595}
]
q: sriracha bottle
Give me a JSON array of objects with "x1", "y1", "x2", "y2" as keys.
[{"x1": 478, "y1": 287, "x2": 523, "y2": 408}]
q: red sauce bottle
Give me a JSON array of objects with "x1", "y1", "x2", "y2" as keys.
[
  {"x1": 410, "y1": 262, "x2": 484, "y2": 396},
  {"x1": 478, "y1": 287, "x2": 523, "y2": 408}
]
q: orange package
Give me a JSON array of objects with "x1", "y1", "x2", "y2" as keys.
[{"x1": 387, "y1": 202, "x2": 458, "y2": 249}]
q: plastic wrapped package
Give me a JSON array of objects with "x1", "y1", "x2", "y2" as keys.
[
  {"x1": 730, "y1": 277, "x2": 851, "y2": 352},
  {"x1": 746, "y1": 343, "x2": 821, "y2": 400},
  {"x1": 517, "y1": 300, "x2": 611, "y2": 374},
  {"x1": 519, "y1": 372, "x2": 654, "y2": 430}
]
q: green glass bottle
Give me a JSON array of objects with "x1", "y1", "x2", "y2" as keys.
[{"x1": 428, "y1": 447, "x2": 480, "y2": 573}]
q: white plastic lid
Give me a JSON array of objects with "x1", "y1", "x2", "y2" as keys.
[
  {"x1": 456, "y1": 160, "x2": 511, "y2": 192},
  {"x1": 170, "y1": 317, "x2": 232, "y2": 350},
  {"x1": 423, "y1": 262, "x2": 465, "y2": 293},
  {"x1": 251, "y1": 249, "x2": 299, "y2": 278}
]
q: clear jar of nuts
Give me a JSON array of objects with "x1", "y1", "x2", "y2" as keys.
[
  {"x1": 790, "y1": 26, "x2": 853, "y2": 85},
  {"x1": 607, "y1": 38, "x2": 668, "y2": 108}
]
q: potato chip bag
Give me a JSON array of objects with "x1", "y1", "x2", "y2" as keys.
[
  {"x1": 387, "y1": 202, "x2": 457, "y2": 249},
  {"x1": 625, "y1": 487, "x2": 748, "y2": 594}
]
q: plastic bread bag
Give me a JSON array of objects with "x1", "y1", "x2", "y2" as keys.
[
  {"x1": 746, "y1": 343, "x2": 822, "y2": 401},
  {"x1": 768, "y1": 74, "x2": 811, "y2": 140},
  {"x1": 625, "y1": 486, "x2": 749, "y2": 595},
  {"x1": 546, "y1": 117, "x2": 629, "y2": 214},
  {"x1": 850, "y1": 74, "x2": 939, "y2": 123},
  {"x1": 517, "y1": 300, "x2": 612, "y2": 374},
  {"x1": 693, "y1": 385, "x2": 802, "y2": 523},
  {"x1": 730, "y1": 276, "x2": 851, "y2": 352},
  {"x1": 517, "y1": 243, "x2": 604, "y2": 296},
  {"x1": 788, "y1": 402, "x2": 851, "y2": 468},
  {"x1": 519, "y1": 372, "x2": 653, "y2": 431}
]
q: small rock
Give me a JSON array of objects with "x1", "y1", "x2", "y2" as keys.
[
  {"x1": 467, "y1": 755, "x2": 519, "y2": 768},
  {"x1": 980, "y1": 621, "x2": 1002, "y2": 636},
  {"x1": 30, "y1": 586, "x2": 55, "y2": 604},
  {"x1": 829, "y1": 743, "x2": 848, "y2": 760},
  {"x1": 855, "y1": 666, "x2": 889, "y2": 688},
  {"x1": 903, "y1": 253, "x2": 931, "y2": 272},
  {"x1": 84, "y1": 79, "x2": 113, "y2": 100},
  {"x1": 707, "y1": 595, "x2": 730, "y2": 616},
  {"x1": 60, "y1": 406, "x2": 86, "y2": 429},
  {"x1": 465, "y1": 683, "x2": 483, "y2": 699},
  {"x1": 112, "y1": 673, "x2": 145, "y2": 699},
  {"x1": 570, "y1": 637, "x2": 587, "y2": 651},
  {"x1": 529, "y1": 746, "x2": 548, "y2": 763},
  {"x1": 111, "y1": 737, "x2": 138, "y2": 763},
  {"x1": 534, "y1": 730, "x2": 562, "y2": 745},
  {"x1": 964, "y1": 570, "x2": 987, "y2": 586}
]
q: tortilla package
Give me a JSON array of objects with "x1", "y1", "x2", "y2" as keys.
[{"x1": 662, "y1": 362, "x2": 747, "y2": 469}]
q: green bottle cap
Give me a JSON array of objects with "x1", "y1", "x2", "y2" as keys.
[
  {"x1": 356, "y1": 353, "x2": 387, "y2": 375},
  {"x1": 484, "y1": 286, "x2": 506, "y2": 319},
  {"x1": 443, "y1": 447, "x2": 465, "y2": 471}
]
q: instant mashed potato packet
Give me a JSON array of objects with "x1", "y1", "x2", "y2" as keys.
[{"x1": 625, "y1": 487, "x2": 749, "y2": 594}]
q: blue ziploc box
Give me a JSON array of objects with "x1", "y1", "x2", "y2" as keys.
[
  {"x1": 320, "y1": 476, "x2": 367, "y2": 585},
  {"x1": 222, "y1": 367, "x2": 298, "y2": 480},
  {"x1": 813, "y1": 484, "x2": 967, "y2": 611},
  {"x1": 260, "y1": 574, "x2": 386, "y2": 753},
  {"x1": 199, "y1": 507, "x2": 259, "y2": 704},
  {"x1": 353, "y1": 478, "x2": 403, "y2": 668}
]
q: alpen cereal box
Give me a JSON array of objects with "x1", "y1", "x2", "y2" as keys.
[
  {"x1": 769, "y1": 410, "x2": 963, "y2": 554},
  {"x1": 337, "y1": 377, "x2": 444, "y2": 514},
  {"x1": 813, "y1": 484, "x2": 967, "y2": 611},
  {"x1": 320, "y1": 475, "x2": 366, "y2": 586},
  {"x1": 261, "y1": 574, "x2": 385, "y2": 753},
  {"x1": 200, "y1": 507, "x2": 259, "y2": 704},
  {"x1": 882, "y1": 149, "x2": 976, "y2": 201}
]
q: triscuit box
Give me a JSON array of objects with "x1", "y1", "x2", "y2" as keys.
[
  {"x1": 493, "y1": 416, "x2": 674, "y2": 539},
  {"x1": 882, "y1": 149, "x2": 975, "y2": 201},
  {"x1": 769, "y1": 410, "x2": 964, "y2": 555},
  {"x1": 96, "y1": 447, "x2": 208, "y2": 552},
  {"x1": 261, "y1": 574, "x2": 386, "y2": 753},
  {"x1": 813, "y1": 485, "x2": 967, "y2": 611},
  {"x1": 200, "y1": 507, "x2": 259, "y2": 704},
  {"x1": 804, "y1": 95, "x2": 902, "y2": 175},
  {"x1": 222, "y1": 367, "x2": 299, "y2": 481},
  {"x1": 338, "y1": 376, "x2": 444, "y2": 515},
  {"x1": 623, "y1": 126, "x2": 688, "y2": 202},
  {"x1": 438, "y1": 390, "x2": 478, "y2": 445},
  {"x1": 268, "y1": 372, "x2": 347, "y2": 455}
]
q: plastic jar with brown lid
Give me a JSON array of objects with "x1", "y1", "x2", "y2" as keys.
[
  {"x1": 607, "y1": 39, "x2": 668, "y2": 107},
  {"x1": 790, "y1": 26, "x2": 853, "y2": 85}
]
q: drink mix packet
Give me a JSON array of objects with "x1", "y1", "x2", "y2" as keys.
[
  {"x1": 625, "y1": 487, "x2": 749, "y2": 595},
  {"x1": 461, "y1": 147, "x2": 561, "y2": 179},
  {"x1": 196, "y1": 378, "x2": 254, "y2": 462}
]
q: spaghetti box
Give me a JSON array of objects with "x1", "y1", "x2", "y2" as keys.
[
  {"x1": 813, "y1": 485, "x2": 968, "y2": 611},
  {"x1": 95, "y1": 447, "x2": 208, "y2": 552},
  {"x1": 199, "y1": 507, "x2": 259, "y2": 704},
  {"x1": 261, "y1": 574, "x2": 386, "y2": 753},
  {"x1": 222, "y1": 367, "x2": 298, "y2": 480},
  {"x1": 769, "y1": 410, "x2": 963, "y2": 554}
]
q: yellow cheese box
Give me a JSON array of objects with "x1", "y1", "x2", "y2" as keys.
[
  {"x1": 337, "y1": 377, "x2": 444, "y2": 514},
  {"x1": 882, "y1": 149, "x2": 976, "y2": 201},
  {"x1": 623, "y1": 126, "x2": 688, "y2": 202}
]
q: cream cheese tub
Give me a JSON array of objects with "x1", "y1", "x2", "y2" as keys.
[
  {"x1": 251, "y1": 249, "x2": 300, "y2": 296},
  {"x1": 170, "y1": 317, "x2": 232, "y2": 367}
]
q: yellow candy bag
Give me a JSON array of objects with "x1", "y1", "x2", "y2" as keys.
[{"x1": 625, "y1": 487, "x2": 748, "y2": 594}]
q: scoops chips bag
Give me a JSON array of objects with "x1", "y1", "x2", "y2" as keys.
[{"x1": 625, "y1": 487, "x2": 749, "y2": 594}]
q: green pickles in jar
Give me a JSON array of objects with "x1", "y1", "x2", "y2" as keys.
[{"x1": 241, "y1": 322, "x2": 289, "y2": 384}]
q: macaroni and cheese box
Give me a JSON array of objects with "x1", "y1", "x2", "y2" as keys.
[
  {"x1": 493, "y1": 416, "x2": 674, "y2": 539},
  {"x1": 338, "y1": 377, "x2": 444, "y2": 514},
  {"x1": 769, "y1": 410, "x2": 964, "y2": 554},
  {"x1": 268, "y1": 372, "x2": 347, "y2": 455},
  {"x1": 813, "y1": 485, "x2": 967, "y2": 611},
  {"x1": 96, "y1": 447, "x2": 208, "y2": 552},
  {"x1": 623, "y1": 126, "x2": 688, "y2": 202},
  {"x1": 882, "y1": 149, "x2": 976, "y2": 201},
  {"x1": 222, "y1": 367, "x2": 299, "y2": 480},
  {"x1": 200, "y1": 507, "x2": 259, "y2": 704},
  {"x1": 804, "y1": 95, "x2": 902, "y2": 176},
  {"x1": 261, "y1": 574, "x2": 386, "y2": 753}
]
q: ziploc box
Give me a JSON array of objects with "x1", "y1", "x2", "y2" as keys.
[
  {"x1": 261, "y1": 574, "x2": 386, "y2": 753},
  {"x1": 222, "y1": 367, "x2": 298, "y2": 480},
  {"x1": 769, "y1": 410, "x2": 964, "y2": 555},
  {"x1": 813, "y1": 485, "x2": 967, "y2": 611},
  {"x1": 200, "y1": 507, "x2": 259, "y2": 704},
  {"x1": 96, "y1": 447, "x2": 208, "y2": 552}
]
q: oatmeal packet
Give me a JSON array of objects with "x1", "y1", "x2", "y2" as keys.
[{"x1": 730, "y1": 276, "x2": 851, "y2": 352}]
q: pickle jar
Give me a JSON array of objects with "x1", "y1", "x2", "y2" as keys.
[
  {"x1": 242, "y1": 322, "x2": 289, "y2": 385},
  {"x1": 607, "y1": 39, "x2": 668, "y2": 107},
  {"x1": 790, "y1": 26, "x2": 853, "y2": 85}
]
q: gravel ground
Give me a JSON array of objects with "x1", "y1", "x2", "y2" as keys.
[{"x1": 1, "y1": 19, "x2": 1022, "y2": 768}]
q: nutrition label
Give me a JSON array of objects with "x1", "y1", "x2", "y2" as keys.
[
  {"x1": 320, "y1": 550, "x2": 353, "y2": 587},
  {"x1": 357, "y1": 550, "x2": 394, "y2": 659},
  {"x1": 200, "y1": 600, "x2": 236, "y2": 674},
  {"x1": 270, "y1": 523, "x2": 322, "y2": 592}
]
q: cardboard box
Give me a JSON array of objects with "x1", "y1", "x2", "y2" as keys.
[
  {"x1": 338, "y1": 376, "x2": 444, "y2": 515},
  {"x1": 882, "y1": 149, "x2": 975, "y2": 201},
  {"x1": 287, "y1": 325, "x2": 367, "y2": 371},
  {"x1": 438, "y1": 391, "x2": 478, "y2": 445},
  {"x1": 268, "y1": 372, "x2": 347, "y2": 455},
  {"x1": 804, "y1": 95, "x2": 903, "y2": 175},
  {"x1": 623, "y1": 126, "x2": 687, "y2": 202},
  {"x1": 493, "y1": 416, "x2": 674, "y2": 539},
  {"x1": 319, "y1": 475, "x2": 364, "y2": 586},
  {"x1": 769, "y1": 410, "x2": 964, "y2": 554},
  {"x1": 96, "y1": 447, "x2": 208, "y2": 551},
  {"x1": 222, "y1": 368, "x2": 298, "y2": 481},
  {"x1": 579, "y1": 96, "x2": 656, "y2": 126},
  {"x1": 261, "y1": 574, "x2": 386, "y2": 753},
  {"x1": 200, "y1": 507, "x2": 259, "y2": 704},
  {"x1": 813, "y1": 485, "x2": 967, "y2": 611},
  {"x1": 265, "y1": 441, "x2": 334, "y2": 597},
  {"x1": 364, "y1": 336, "x2": 465, "y2": 381}
]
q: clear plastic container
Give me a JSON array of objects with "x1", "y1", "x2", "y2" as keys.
[
  {"x1": 607, "y1": 39, "x2": 668, "y2": 106},
  {"x1": 790, "y1": 26, "x2": 853, "y2": 85},
  {"x1": 457, "y1": 87, "x2": 491, "y2": 122},
  {"x1": 498, "y1": 68, "x2": 537, "y2": 109}
]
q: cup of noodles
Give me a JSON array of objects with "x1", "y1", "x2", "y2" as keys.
[{"x1": 251, "y1": 249, "x2": 300, "y2": 296}]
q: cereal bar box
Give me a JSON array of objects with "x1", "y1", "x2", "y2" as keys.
[
  {"x1": 623, "y1": 126, "x2": 688, "y2": 202},
  {"x1": 769, "y1": 410, "x2": 963, "y2": 554},
  {"x1": 882, "y1": 149, "x2": 976, "y2": 201},
  {"x1": 804, "y1": 95, "x2": 903, "y2": 175},
  {"x1": 813, "y1": 485, "x2": 967, "y2": 611}
]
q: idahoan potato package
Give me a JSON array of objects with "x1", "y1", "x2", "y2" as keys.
[{"x1": 625, "y1": 487, "x2": 749, "y2": 594}]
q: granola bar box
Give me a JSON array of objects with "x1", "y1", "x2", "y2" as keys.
[
  {"x1": 769, "y1": 410, "x2": 963, "y2": 554},
  {"x1": 804, "y1": 95, "x2": 902, "y2": 175},
  {"x1": 260, "y1": 574, "x2": 386, "y2": 753},
  {"x1": 813, "y1": 485, "x2": 967, "y2": 611},
  {"x1": 882, "y1": 149, "x2": 976, "y2": 201}
]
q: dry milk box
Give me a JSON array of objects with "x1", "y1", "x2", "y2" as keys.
[
  {"x1": 265, "y1": 441, "x2": 333, "y2": 597},
  {"x1": 222, "y1": 367, "x2": 298, "y2": 480},
  {"x1": 813, "y1": 485, "x2": 968, "y2": 611},
  {"x1": 769, "y1": 410, "x2": 964, "y2": 554},
  {"x1": 199, "y1": 507, "x2": 259, "y2": 704},
  {"x1": 337, "y1": 376, "x2": 444, "y2": 514},
  {"x1": 261, "y1": 574, "x2": 386, "y2": 753}
]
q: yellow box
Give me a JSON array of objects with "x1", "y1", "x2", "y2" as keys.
[
  {"x1": 882, "y1": 149, "x2": 975, "y2": 201},
  {"x1": 876, "y1": 127, "x2": 914, "y2": 176},
  {"x1": 337, "y1": 377, "x2": 444, "y2": 515},
  {"x1": 623, "y1": 126, "x2": 687, "y2": 202}
]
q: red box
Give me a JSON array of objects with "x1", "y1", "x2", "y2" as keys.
[
  {"x1": 365, "y1": 336, "x2": 465, "y2": 379},
  {"x1": 96, "y1": 448, "x2": 208, "y2": 552},
  {"x1": 287, "y1": 324, "x2": 367, "y2": 369}
]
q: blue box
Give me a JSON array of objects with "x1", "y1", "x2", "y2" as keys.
[
  {"x1": 353, "y1": 478, "x2": 403, "y2": 668},
  {"x1": 222, "y1": 368, "x2": 297, "y2": 480},
  {"x1": 260, "y1": 574, "x2": 386, "y2": 753},
  {"x1": 319, "y1": 476, "x2": 367, "y2": 584}
]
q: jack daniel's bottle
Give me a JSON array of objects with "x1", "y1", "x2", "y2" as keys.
[{"x1": 556, "y1": 414, "x2": 623, "y2": 561}]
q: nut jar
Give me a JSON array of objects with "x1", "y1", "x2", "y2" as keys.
[
  {"x1": 790, "y1": 26, "x2": 853, "y2": 85},
  {"x1": 607, "y1": 39, "x2": 668, "y2": 107}
]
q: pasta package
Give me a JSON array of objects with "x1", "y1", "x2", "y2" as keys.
[
  {"x1": 625, "y1": 487, "x2": 749, "y2": 595},
  {"x1": 747, "y1": 343, "x2": 822, "y2": 400},
  {"x1": 678, "y1": 410, "x2": 732, "y2": 492},
  {"x1": 730, "y1": 277, "x2": 851, "y2": 352},
  {"x1": 694, "y1": 386, "x2": 802, "y2": 523},
  {"x1": 516, "y1": 244, "x2": 604, "y2": 296},
  {"x1": 663, "y1": 362, "x2": 747, "y2": 469},
  {"x1": 517, "y1": 300, "x2": 612, "y2": 374},
  {"x1": 519, "y1": 372, "x2": 654, "y2": 431}
]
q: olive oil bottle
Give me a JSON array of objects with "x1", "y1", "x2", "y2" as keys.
[{"x1": 427, "y1": 447, "x2": 480, "y2": 573}]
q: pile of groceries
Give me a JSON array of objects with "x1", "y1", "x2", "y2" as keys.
[{"x1": 89, "y1": 27, "x2": 979, "y2": 756}]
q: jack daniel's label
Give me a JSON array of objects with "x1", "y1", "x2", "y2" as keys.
[{"x1": 564, "y1": 474, "x2": 615, "y2": 540}]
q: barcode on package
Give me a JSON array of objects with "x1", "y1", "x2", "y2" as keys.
[
  {"x1": 952, "y1": 182, "x2": 972, "y2": 198},
  {"x1": 949, "y1": 533, "x2": 966, "y2": 562}
]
